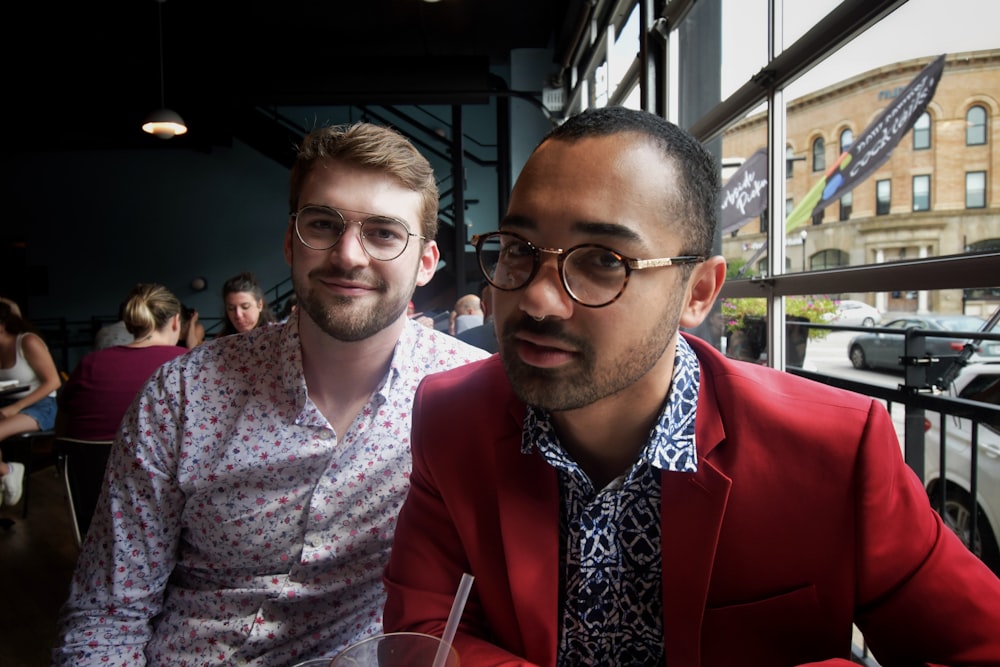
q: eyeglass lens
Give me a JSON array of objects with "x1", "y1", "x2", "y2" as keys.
[
  {"x1": 477, "y1": 232, "x2": 629, "y2": 307},
  {"x1": 295, "y1": 206, "x2": 412, "y2": 260}
]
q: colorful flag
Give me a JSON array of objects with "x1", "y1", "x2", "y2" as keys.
[
  {"x1": 785, "y1": 53, "x2": 946, "y2": 232},
  {"x1": 720, "y1": 148, "x2": 769, "y2": 235}
]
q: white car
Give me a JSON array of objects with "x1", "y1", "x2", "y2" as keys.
[
  {"x1": 822, "y1": 299, "x2": 882, "y2": 327},
  {"x1": 923, "y1": 361, "x2": 1000, "y2": 575}
]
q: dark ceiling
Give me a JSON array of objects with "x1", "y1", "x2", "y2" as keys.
[{"x1": 3, "y1": 0, "x2": 578, "y2": 153}]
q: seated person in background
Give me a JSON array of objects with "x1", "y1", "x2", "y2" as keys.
[
  {"x1": 93, "y1": 302, "x2": 134, "y2": 349},
  {"x1": 216, "y1": 270, "x2": 276, "y2": 336},
  {"x1": 407, "y1": 300, "x2": 436, "y2": 329},
  {"x1": 383, "y1": 107, "x2": 1000, "y2": 665},
  {"x1": 448, "y1": 293, "x2": 483, "y2": 336},
  {"x1": 60, "y1": 283, "x2": 188, "y2": 441},
  {"x1": 456, "y1": 283, "x2": 497, "y2": 354},
  {"x1": 0, "y1": 297, "x2": 61, "y2": 507},
  {"x1": 278, "y1": 294, "x2": 298, "y2": 322},
  {"x1": 179, "y1": 304, "x2": 206, "y2": 349}
]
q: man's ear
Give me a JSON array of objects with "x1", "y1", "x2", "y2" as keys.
[
  {"x1": 679, "y1": 256, "x2": 726, "y2": 329},
  {"x1": 415, "y1": 240, "x2": 440, "y2": 287}
]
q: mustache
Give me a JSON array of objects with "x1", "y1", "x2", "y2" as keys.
[
  {"x1": 307, "y1": 267, "x2": 384, "y2": 291},
  {"x1": 501, "y1": 314, "x2": 585, "y2": 348}
]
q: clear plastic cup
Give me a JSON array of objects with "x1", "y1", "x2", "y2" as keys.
[{"x1": 328, "y1": 631, "x2": 458, "y2": 667}]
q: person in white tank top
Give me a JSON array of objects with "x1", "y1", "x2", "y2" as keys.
[{"x1": 0, "y1": 297, "x2": 62, "y2": 507}]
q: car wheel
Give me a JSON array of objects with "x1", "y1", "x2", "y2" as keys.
[
  {"x1": 849, "y1": 345, "x2": 868, "y2": 370},
  {"x1": 861, "y1": 317, "x2": 875, "y2": 327},
  {"x1": 932, "y1": 485, "x2": 1000, "y2": 577}
]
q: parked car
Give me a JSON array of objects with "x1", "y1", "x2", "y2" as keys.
[
  {"x1": 922, "y1": 361, "x2": 1000, "y2": 575},
  {"x1": 847, "y1": 314, "x2": 996, "y2": 373},
  {"x1": 822, "y1": 299, "x2": 882, "y2": 327}
]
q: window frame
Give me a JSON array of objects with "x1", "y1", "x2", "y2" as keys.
[
  {"x1": 967, "y1": 105, "x2": 987, "y2": 145},
  {"x1": 876, "y1": 179, "x2": 892, "y2": 216},
  {"x1": 966, "y1": 171, "x2": 987, "y2": 209},
  {"x1": 912, "y1": 174, "x2": 931, "y2": 212}
]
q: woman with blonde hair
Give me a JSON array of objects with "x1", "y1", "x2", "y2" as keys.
[
  {"x1": 60, "y1": 283, "x2": 188, "y2": 441},
  {"x1": 0, "y1": 298, "x2": 61, "y2": 507}
]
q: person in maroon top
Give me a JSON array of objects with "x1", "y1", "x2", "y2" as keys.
[{"x1": 60, "y1": 283, "x2": 188, "y2": 440}]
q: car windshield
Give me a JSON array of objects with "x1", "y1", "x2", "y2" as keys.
[{"x1": 935, "y1": 316, "x2": 987, "y2": 332}]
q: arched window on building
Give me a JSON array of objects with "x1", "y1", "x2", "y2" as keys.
[
  {"x1": 967, "y1": 105, "x2": 987, "y2": 145},
  {"x1": 812, "y1": 137, "x2": 825, "y2": 172},
  {"x1": 812, "y1": 248, "x2": 850, "y2": 271},
  {"x1": 913, "y1": 111, "x2": 931, "y2": 150},
  {"x1": 839, "y1": 128, "x2": 853, "y2": 154}
]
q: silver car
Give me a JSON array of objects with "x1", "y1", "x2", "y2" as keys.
[
  {"x1": 923, "y1": 361, "x2": 1000, "y2": 575},
  {"x1": 822, "y1": 299, "x2": 882, "y2": 327},
  {"x1": 848, "y1": 314, "x2": 995, "y2": 372}
]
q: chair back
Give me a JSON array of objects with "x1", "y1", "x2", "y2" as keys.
[
  {"x1": 0, "y1": 429, "x2": 57, "y2": 518},
  {"x1": 53, "y1": 437, "x2": 113, "y2": 547}
]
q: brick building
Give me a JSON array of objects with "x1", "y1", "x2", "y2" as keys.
[{"x1": 721, "y1": 49, "x2": 1000, "y2": 315}]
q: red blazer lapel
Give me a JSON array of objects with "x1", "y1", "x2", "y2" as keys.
[
  {"x1": 659, "y1": 351, "x2": 731, "y2": 666},
  {"x1": 660, "y1": 460, "x2": 732, "y2": 666},
  {"x1": 496, "y1": 422, "x2": 561, "y2": 664}
]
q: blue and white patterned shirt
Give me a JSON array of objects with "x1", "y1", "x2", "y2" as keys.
[
  {"x1": 54, "y1": 314, "x2": 489, "y2": 666},
  {"x1": 523, "y1": 336, "x2": 700, "y2": 666}
]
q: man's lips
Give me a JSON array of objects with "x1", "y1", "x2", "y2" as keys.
[
  {"x1": 515, "y1": 331, "x2": 577, "y2": 353},
  {"x1": 514, "y1": 331, "x2": 579, "y2": 368},
  {"x1": 316, "y1": 275, "x2": 377, "y2": 293}
]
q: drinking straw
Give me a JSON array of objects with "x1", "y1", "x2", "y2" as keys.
[{"x1": 432, "y1": 572, "x2": 475, "y2": 667}]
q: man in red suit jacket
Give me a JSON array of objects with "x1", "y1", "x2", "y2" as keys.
[{"x1": 383, "y1": 107, "x2": 1000, "y2": 666}]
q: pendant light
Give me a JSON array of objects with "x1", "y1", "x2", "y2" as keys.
[{"x1": 142, "y1": 0, "x2": 187, "y2": 139}]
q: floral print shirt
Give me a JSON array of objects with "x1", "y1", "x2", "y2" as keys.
[{"x1": 54, "y1": 315, "x2": 489, "y2": 666}]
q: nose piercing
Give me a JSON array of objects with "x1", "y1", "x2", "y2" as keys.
[{"x1": 531, "y1": 315, "x2": 545, "y2": 322}]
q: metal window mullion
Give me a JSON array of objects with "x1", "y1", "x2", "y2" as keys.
[{"x1": 766, "y1": 0, "x2": 787, "y2": 370}]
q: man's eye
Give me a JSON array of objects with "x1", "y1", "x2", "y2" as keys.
[
  {"x1": 364, "y1": 219, "x2": 407, "y2": 242},
  {"x1": 307, "y1": 216, "x2": 337, "y2": 231},
  {"x1": 574, "y1": 248, "x2": 625, "y2": 271},
  {"x1": 502, "y1": 241, "x2": 533, "y2": 259}
]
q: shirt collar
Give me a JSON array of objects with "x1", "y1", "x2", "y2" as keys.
[{"x1": 522, "y1": 335, "x2": 700, "y2": 474}]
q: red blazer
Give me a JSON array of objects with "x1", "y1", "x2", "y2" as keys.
[{"x1": 384, "y1": 334, "x2": 1000, "y2": 666}]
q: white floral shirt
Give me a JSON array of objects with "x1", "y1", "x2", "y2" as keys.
[{"x1": 54, "y1": 314, "x2": 489, "y2": 666}]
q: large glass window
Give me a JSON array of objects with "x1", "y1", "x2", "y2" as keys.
[
  {"x1": 913, "y1": 111, "x2": 931, "y2": 150},
  {"x1": 913, "y1": 175, "x2": 931, "y2": 211},
  {"x1": 966, "y1": 171, "x2": 986, "y2": 208},
  {"x1": 812, "y1": 137, "x2": 825, "y2": 172},
  {"x1": 967, "y1": 105, "x2": 987, "y2": 145},
  {"x1": 876, "y1": 180, "x2": 891, "y2": 216}
]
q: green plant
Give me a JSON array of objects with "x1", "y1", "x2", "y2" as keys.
[{"x1": 721, "y1": 296, "x2": 838, "y2": 341}]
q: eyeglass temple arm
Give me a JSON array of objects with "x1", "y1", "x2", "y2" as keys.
[{"x1": 628, "y1": 255, "x2": 705, "y2": 270}]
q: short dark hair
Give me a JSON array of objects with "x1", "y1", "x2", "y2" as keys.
[{"x1": 543, "y1": 106, "x2": 719, "y2": 257}]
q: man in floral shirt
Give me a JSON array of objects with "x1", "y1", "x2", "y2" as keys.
[{"x1": 54, "y1": 122, "x2": 489, "y2": 666}]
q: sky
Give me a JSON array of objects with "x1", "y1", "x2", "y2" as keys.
[{"x1": 721, "y1": 0, "x2": 1000, "y2": 99}]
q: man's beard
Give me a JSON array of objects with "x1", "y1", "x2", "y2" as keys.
[
  {"x1": 294, "y1": 268, "x2": 408, "y2": 342},
  {"x1": 498, "y1": 302, "x2": 680, "y2": 412}
]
